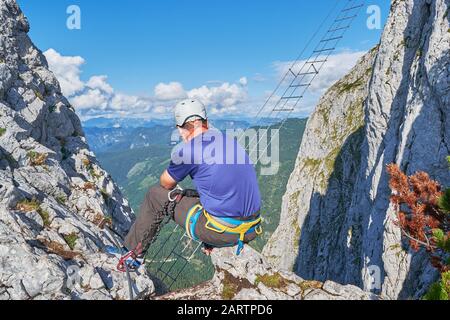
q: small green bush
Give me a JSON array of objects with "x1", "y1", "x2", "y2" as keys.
[
  {"x1": 56, "y1": 195, "x2": 67, "y2": 205},
  {"x1": 16, "y1": 198, "x2": 40, "y2": 212},
  {"x1": 255, "y1": 273, "x2": 287, "y2": 289},
  {"x1": 37, "y1": 208, "x2": 51, "y2": 227},
  {"x1": 27, "y1": 151, "x2": 48, "y2": 166},
  {"x1": 34, "y1": 90, "x2": 44, "y2": 101},
  {"x1": 424, "y1": 272, "x2": 450, "y2": 300},
  {"x1": 338, "y1": 77, "x2": 364, "y2": 94},
  {"x1": 16, "y1": 199, "x2": 51, "y2": 227},
  {"x1": 63, "y1": 233, "x2": 78, "y2": 250}
]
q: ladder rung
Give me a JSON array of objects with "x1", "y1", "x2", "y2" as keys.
[
  {"x1": 342, "y1": 4, "x2": 364, "y2": 12},
  {"x1": 172, "y1": 252, "x2": 187, "y2": 260},
  {"x1": 328, "y1": 26, "x2": 350, "y2": 32},
  {"x1": 162, "y1": 275, "x2": 177, "y2": 282},
  {"x1": 335, "y1": 15, "x2": 357, "y2": 22},
  {"x1": 313, "y1": 48, "x2": 335, "y2": 53},
  {"x1": 297, "y1": 71, "x2": 318, "y2": 76},
  {"x1": 157, "y1": 270, "x2": 177, "y2": 282},
  {"x1": 306, "y1": 59, "x2": 328, "y2": 64},
  {"x1": 289, "y1": 84, "x2": 310, "y2": 88},
  {"x1": 159, "y1": 269, "x2": 176, "y2": 278},
  {"x1": 280, "y1": 95, "x2": 303, "y2": 100},
  {"x1": 273, "y1": 108, "x2": 295, "y2": 112},
  {"x1": 320, "y1": 36, "x2": 343, "y2": 43}
]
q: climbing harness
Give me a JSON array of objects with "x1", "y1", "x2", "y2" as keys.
[
  {"x1": 168, "y1": 186, "x2": 200, "y2": 203},
  {"x1": 184, "y1": 204, "x2": 263, "y2": 255},
  {"x1": 203, "y1": 211, "x2": 262, "y2": 255}
]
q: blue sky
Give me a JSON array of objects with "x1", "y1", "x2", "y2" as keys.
[{"x1": 17, "y1": 0, "x2": 390, "y2": 120}]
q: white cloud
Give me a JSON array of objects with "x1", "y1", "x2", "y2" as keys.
[
  {"x1": 70, "y1": 89, "x2": 109, "y2": 110},
  {"x1": 154, "y1": 82, "x2": 187, "y2": 101},
  {"x1": 44, "y1": 49, "x2": 85, "y2": 96},
  {"x1": 239, "y1": 77, "x2": 248, "y2": 86},
  {"x1": 44, "y1": 48, "x2": 365, "y2": 120},
  {"x1": 110, "y1": 93, "x2": 150, "y2": 111},
  {"x1": 273, "y1": 50, "x2": 366, "y2": 94},
  {"x1": 187, "y1": 82, "x2": 248, "y2": 115},
  {"x1": 44, "y1": 48, "x2": 154, "y2": 118},
  {"x1": 153, "y1": 105, "x2": 169, "y2": 114},
  {"x1": 86, "y1": 75, "x2": 114, "y2": 94}
]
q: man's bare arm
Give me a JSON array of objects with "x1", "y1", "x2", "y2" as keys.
[{"x1": 160, "y1": 170, "x2": 177, "y2": 190}]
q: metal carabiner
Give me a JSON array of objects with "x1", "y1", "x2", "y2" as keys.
[{"x1": 168, "y1": 185, "x2": 183, "y2": 202}]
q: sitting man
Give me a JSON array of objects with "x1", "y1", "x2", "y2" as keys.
[{"x1": 108, "y1": 99, "x2": 262, "y2": 271}]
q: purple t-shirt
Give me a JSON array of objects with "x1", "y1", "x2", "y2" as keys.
[{"x1": 167, "y1": 129, "x2": 261, "y2": 218}]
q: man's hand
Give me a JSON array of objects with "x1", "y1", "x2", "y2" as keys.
[{"x1": 160, "y1": 170, "x2": 177, "y2": 190}]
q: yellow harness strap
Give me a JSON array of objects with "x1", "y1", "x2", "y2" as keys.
[
  {"x1": 203, "y1": 210, "x2": 263, "y2": 243},
  {"x1": 184, "y1": 205, "x2": 263, "y2": 255}
]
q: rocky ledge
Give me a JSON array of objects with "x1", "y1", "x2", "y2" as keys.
[{"x1": 158, "y1": 247, "x2": 380, "y2": 300}]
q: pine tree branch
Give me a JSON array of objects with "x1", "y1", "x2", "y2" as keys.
[{"x1": 400, "y1": 229, "x2": 437, "y2": 250}]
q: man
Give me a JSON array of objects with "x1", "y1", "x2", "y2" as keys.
[{"x1": 107, "y1": 99, "x2": 262, "y2": 271}]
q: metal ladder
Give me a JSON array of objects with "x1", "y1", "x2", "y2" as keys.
[
  {"x1": 146, "y1": 223, "x2": 203, "y2": 290},
  {"x1": 272, "y1": 0, "x2": 365, "y2": 113}
]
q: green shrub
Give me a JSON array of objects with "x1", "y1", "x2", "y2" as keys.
[
  {"x1": 56, "y1": 195, "x2": 67, "y2": 205},
  {"x1": 424, "y1": 272, "x2": 450, "y2": 300},
  {"x1": 0, "y1": 128, "x2": 6, "y2": 137},
  {"x1": 34, "y1": 90, "x2": 44, "y2": 101},
  {"x1": 37, "y1": 208, "x2": 51, "y2": 227},
  {"x1": 27, "y1": 151, "x2": 48, "y2": 166},
  {"x1": 16, "y1": 198, "x2": 40, "y2": 212},
  {"x1": 438, "y1": 189, "x2": 450, "y2": 213},
  {"x1": 16, "y1": 199, "x2": 50, "y2": 227},
  {"x1": 423, "y1": 156, "x2": 450, "y2": 300},
  {"x1": 416, "y1": 48, "x2": 423, "y2": 58},
  {"x1": 255, "y1": 273, "x2": 287, "y2": 289},
  {"x1": 338, "y1": 77, "x2": 364, "y2": 94},
  {"x1": 63, "y1": 233, "x2": 78, "y2": 250},
  {"x1": 89, "y1": 167, "x2": 101, "y2": 180},
  {"x1": 222, "y1": 281, "x2": 238, "y2": 300}
]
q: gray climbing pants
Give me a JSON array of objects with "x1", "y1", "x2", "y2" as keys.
[{"x1": 124, "y1": 184, "x2": 258, "y2": 254}]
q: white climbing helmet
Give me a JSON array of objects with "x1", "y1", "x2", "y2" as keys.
[{"x1": 174, "y1": 99, "x2": 207, "y2": 127}]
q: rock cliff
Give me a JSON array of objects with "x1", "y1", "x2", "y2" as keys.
[
  {"x1": 0, "y1": 0, "x2": 153, "y2": 300},
  {"x1": 158, "y1": 247, "x2": 379, "y2": 300},
  {"x1": 264, "y1": 0, "x2": 449, "y2": 299}
]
